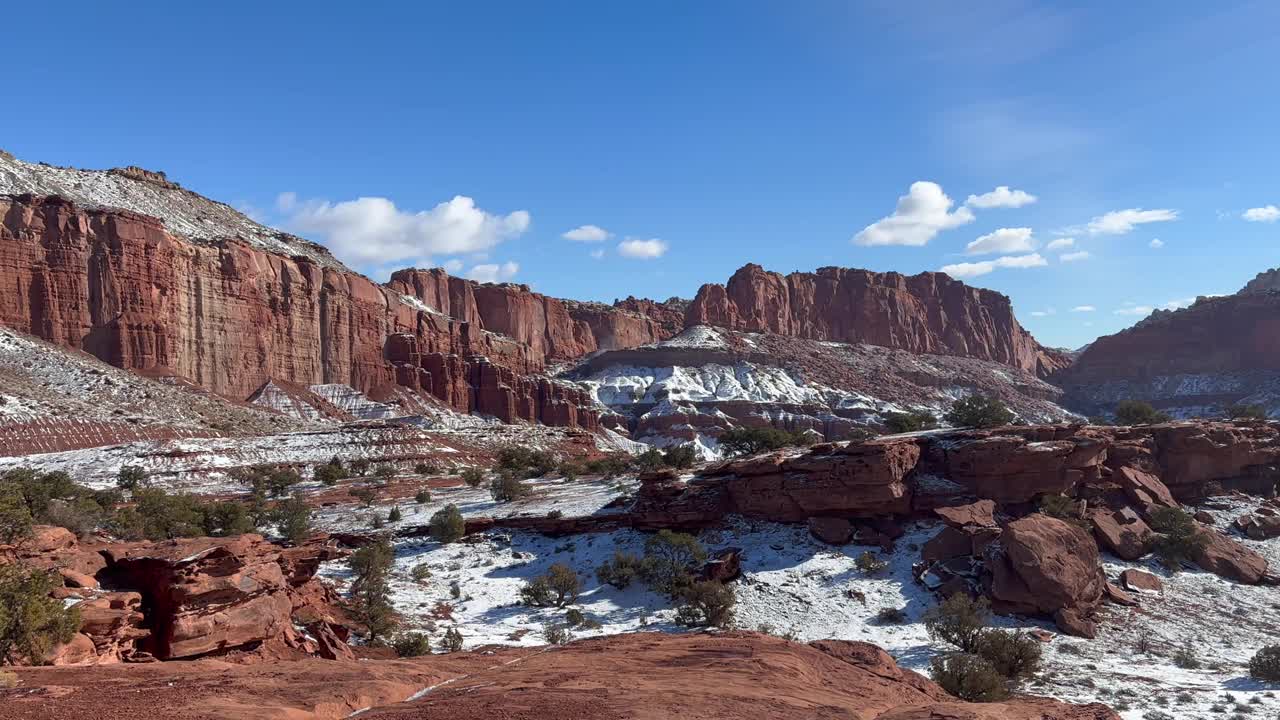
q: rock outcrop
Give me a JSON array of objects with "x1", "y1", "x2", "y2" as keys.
[
  {"x1": 684, "y1": 264, "x2": 1069, "y2": 377},
  {"x1": 986, "y1": 515, "x2": 1107, "y2": 637}
]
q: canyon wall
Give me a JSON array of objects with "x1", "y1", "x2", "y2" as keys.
[{"x1": 685, "y1": 264, "x2": 1070, "y2": 377}]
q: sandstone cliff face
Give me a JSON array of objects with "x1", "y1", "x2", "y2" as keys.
[
  {"x1": 1056, "y1": 285, "x2": 1280, "y2": 416},
  {"x1": 685, "y1": 264, "x2": 1069, "y2": 377}
]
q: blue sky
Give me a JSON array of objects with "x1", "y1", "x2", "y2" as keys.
[{"x1": 5, "y1": 1, "x2": 1280, "y2": 349}]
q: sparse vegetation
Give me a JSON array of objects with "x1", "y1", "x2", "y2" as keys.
[
  {"x1": 596, "y1": 551, "x2": 644, "y2": 590},
  {"x1": 635, "y1": 448, "x2": 665, "y2": 472},
  {"x1": 414, "y1": 488, "x2": 431, "y2": 504},
  {"x1": 1226, "y1": 403, "x2": 1268, "y2": 420},
  {"x1": 439, "y1": 627, "x2": 463, "y2": 652},
  {"x1": 1115, "y1": 400, "x2": 1171, "y2": 426},
  {"x1": 718, "y1": 426, "x2": 815, "y2": 457},
  {"x1": 116, "y1": 465, "x2": 148, "y2": 492},
  {"x1": 929, "y1": 652, "x2": 1010, "y2": 702},
  {"x1": 0, "y1": 563, "x2": 82, "y2": 665},
  {"x1": 882, "y1": 411, "x2": 938, "y2": 434},
  {"x1": 414, "y1": 461, "x2": 440, "y2": 475},
  {"x1": 1173, "y1": 640, "x2": 1200, "y2": 669},
  {"x1": 854, "y1": 550, "x2": 888, "y2": 576},
  {"x1": 1149, "y1": 507, "x2": 1210, "y2": 572},
  {"x1": 392, "y1": 632, "x2": 432, "y2": 657},
  {"x1": 313, "y1": 458, "x2": 347, "y2": 486},
  {"x1": 564, "y1": 608, "x2": 586, "y2": 627},
  {"x1": 271, "y1": 498, "x2": 312, "y2": 544},
  {"x1": 1038, "y1": 494, "x2": 1087, "y2": 528},
  {"x1": 876, "y1": 607, "x2": 908, "y2": 624},
  {"x1": 923, "y1": 592, "x2": 1041, "y2": 699},
  {"x1": 411, "y1": 563, "x2": 432, "y2": 583},
  {"x1": 675, "y1": 580, "x2": 736, "y2": 628},
  {"x1": 461, "y1": 467, "x2": 485, "y2": 488},
  {"x1": 1249, "y1": 645, "x2": 1280, "y2": 682},
  {"x1": 924, "y1": 594, "x2": 991, "y2": 654},
  {"x1": 641, "y1": 530, "x2": 707, "y2": 597},
  {"x1": 388, "y1": 506, "x2": 403, "y2": 523},
  {"x1": 374, "y1": 465, "x2": 396, "y2": 482},
  {"x1": 429, "y1": 504, "x2": 466, "y2": 544},
  {"x1": 346, "y1": 540, "x2": 397, "y2": 643},
  {"x1": 542, "y1": 622, "x2": 573, "y2": 645},
  {"x1": 663, "y1": 444, "x2": 698, "y2": 469},
  {"x1": 350, "y1": 487, "x2": 377, "y2": 507},
  {"x1": 520, "y1": 563, "x2": 581, "y2": 608},
  {"x1": 945, "y1": 395, "x2": 1015, "y2": 429},
  {"x1": 349, "y1": 459, "x2": 371, "y2": 477},
  {"x1": 496, "y1": 447, "x2": 558, "y2": 478},
  {"x1": 489, "y1": 474, "x2": 532, "y2": 502}
]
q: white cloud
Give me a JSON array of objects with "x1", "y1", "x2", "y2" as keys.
[
  {"x1": 1114, "y1": 305, "x2": 1154, "y2": 316},
  {"x1": 939, "y1": 253, "x2": 1047, "y2": 279},
  {"x1": 853, "y1": 181, "x2": 975, "y2": 246},
  {"x1": 965, "y1": 186, "x2": 1038, "y2": 209},
  {"x1": 1059, "y1": 250, "x2": 1091, "y2": 262},
  {"x1": 563, "y1": 224, "x2": 612, "y2": 242},
  {"x1": 275, "y1": 191, "x2": 298, "y2": 212},
  {"x1": 465, "y1": 261, "x2": 519, "y2": 283},
  {"x1": 617, "y1": 238, "x2": 669, "y2": 259},
  {"x1": 1030, "y1": 308, "x2": 1055, "y2": 317},
  {"x1": 1149, "y1": 238, "x2": 1165, "y2": 249},
  {"x1": 589, "y1": 248, "x2": 605, "y2": 260},
  {"x1": 1046, "y1": 237, "x2": 1075, "y2": 251},
  {"x1": 1244, "y1": 205, "x2": 1280, "y2": 223},
  {"x1": 965, "y1": 227, "x2": 1035, "y2": 255},
  {"x1": 281, "y1": 194, "x2": 530, "y2": 268},
  {"x1": 442, "y1": 259, "x2": 464, "y2": 273},
  {"x1": 1086, "y1": 208, "x2": 1178, "y2": 235},
  {"x1": 1071, "y1": 305, "x2": 1095, "y2": 312},
  {"x1": 1162, "y1": 297, "x2": 1196, "y2": 310}
]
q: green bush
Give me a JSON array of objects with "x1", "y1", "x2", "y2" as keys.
[
  {"x1": 1172, "y1": 640, "x2": 1200, "y2": 669},
  {"x1": 439, "y1": 627, "x2": 463, "y2": 652},
  {"x1": 542, "y1": 622, "x2": 573, "y2": 645},
  {"x1": 116, "y1": 465, "x2": 148, "y2": 492},
  {"x1": 882, "y1": 411, "x2": 938, "y2": 434},
  {"x1": 1226, "y1": 404, "x2": 1268, "y2": 420},
  {"x1": 596, "y1": 551, "x2": 643, "y2": 590},
  {"x1": 635, "y1": 448, "x2": 665, "y2": 472},
  {"x1": 718, "y1": 427, "x2": 811, "y2": 457},
  {"x1": 414, "y1": 461, "x2": 440, "y2": 475},
  {"x1": 374, "y1": 465, "x2": 396, "y2": 482},
  {"x1": 675, "y1": 580, "x2": 736, "y2": 628},
  {"x1": 392, "y1": 632, "x2": 432, "y2": 657},
  {"x1": 347, "y1": 540, "x2": 397, "y2": 643},
  {"x1": 0, "y1": 484, "x2": 33, "y2": 545},
  {"x1": 0, "y1": 563, "x2": 81, "y2": 665},
  {"x1": 429, "y1": 504, "x2": 465, "y2": 544},
  {"x1": 584, "y1": 455, "x2": 632, "y2": 479},
  {"x1": 1038, "y1": 494, "x2": 1087, "y2": 528},
  {"x1": 923, "y1": 594, "x2": 991, "y2": 654},
  {"x1": 496, "y1": 447, "x2": 558, "y2": 478},
  {"x1": 663, "y1": 445, "x2": 698, "y2": 469},
  {"x1": 269, "y1": 499, "x2": 310, "y2": 544},
  {"x1": 944, "y1": 396, "x2": 1015, "y2": 429},
  {"x1": 641, "y1": 530, "x2": 707, "y2": 597},
  {"x1": 313, "y1": 459, "x2": 347, "y2": 486},
  {"x1": 349, "y1": 459, "x2": 371, "y2": 477},
  {"x1": 973, "y1": 629, "x2": 1042, "y2": 682},
  {"x1": 489, "y1": 474, "x2": 532, "y2": 502},
  {"x1": 411, "y1": 563, "x2": 431, "y2": 583},
  {"x1": 1114, "y1": 400, "x2": 1171, "y2": 426},
  {"x1": 855, "y1": 551, "x2": 888, "y2": 576},
  {"x1": 930, "y1": 652, "x2": 1009, "y2": 702},
  {"x1": 876, "y1": 606, "x2": 908, "y2": 624},
  {"x1": 350, "y1": 487, "x2": 377, "y2": 507},
  {"x1": 521, "y1": 563, "x2": 581, "y2": 608},
  {"x1": 388, "y1": 506, "x2": 403, "y2": 523},
  {"x1": 414, "y1": 488, "x2": 431, "y2": 504},
  {"x1": 1249, "y1": 644, "x2": 1280, "y2": 682},
  {"x1": 202, "y1": 500, "x2": 256, "y2": 537},
  {"x1": 460, "y1": 467, "x2": 486, "y2": 487},
  {"x1": 564, "y1": 608, "x2": 586, "y2": 627},
  {"x1": 1149, "y1": 507, "x2": 1210, "y2": 572}
]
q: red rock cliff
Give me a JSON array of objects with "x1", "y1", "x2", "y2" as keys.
[{"x1": 685, "y1": 264, "x2": 1068, "y2": 376}]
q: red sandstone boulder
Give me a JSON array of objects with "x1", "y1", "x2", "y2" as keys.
[
  {"x1": 988, "y1": 515, "x2": 1107, "y2": 636},
  {"x1": 931, "y1": 434, "x2": 1107, "y2": 503},
  {"x1": 1088, "y1": 507, "x2": 1154, "y2": 561},
  {"x1": 1113, "y1": 466, "x2": 1177, "y2": 509},
  {"x1": 934, "y1": 500, "x2": 997, "y2": 528},
  {"x1": 809, "y1": 516, "x2": 854, "y2": 544},
  {"x1": 1192, "y1": 525, "x2": 1268, "y2": 583},
  {"x1": 1120, "y1": 569, "x2": 1162, "y2": 593}
]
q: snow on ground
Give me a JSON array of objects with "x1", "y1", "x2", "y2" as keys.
[
  {"x1": 316, "y1": 495, "x2": 1280, "y2": 718},
  {"x1": 580, "y1": 362, "x2": 833, "y2": 408},
  {"x1": 647, "y1": 325, "x2": 727, "y2": 350},
  {"x1": 310, "y1": 384, "x2": 397, "y2": 420}
]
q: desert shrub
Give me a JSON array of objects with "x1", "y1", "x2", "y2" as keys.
[
  {"x1": 641, "y1": 530, "x2": 707, "y2": 597},
  {"x1": 945, "y1": 396, "x2": 1015, "y2": 429},
  {"x1": 266, "y1": 499, "x2": 309, "y2": 544},
  {"x1": 374, "y1": 465, "x2": 396, "y2": 482},
  {"x1": 718, "y1": 426, "x2": 810, "y2": 457},
  {"x1": 542, "y1": 622, "x2": 573, "y2": 645},
  {"x1": 1248, "y1": 645, "x2": 1280, "y2": 682},
  {"x1": 202, "y1": 500, "x2": 256, "y2": 537},
  {"x1": 414, "y1": 488, "x2": 431, "y2": 504},
  {"x1": 855, "y1": 551, "x2": 888, "y2": 576},
  {"x1": 882, "y1": 411, "x2": 938, "y2": 434},
  {"x1": 663, "y1": 444, "x2": 698, "y2": 469},
  {"x1": 496, "y1": 447, "x2": 558, "y2": 478},
  {"x1": 460, "y1": 467, "x2": 485, "y2": 487},
  {"x1": 973, "y1": 629, "x2": 1042, "y2": 683},
  {"x1": 3, "y1": 468, "x2": 87, "y2": 521},
  {"x1": 557, "y1": 462, "x2": 581, "y2": 482},
  {"x1": 39, "y1": 498, "x2": 103, "y2": 538},
  {"x1": 347, "y1": 540, "x2": 397, "y2": 643},
  {"x1": 596, "y1": 551, "x2": 643, "y2": 590},
  {"x1": 392, "y1": 632, "x2": 432, "y2": 657},
  {"x1": 489, "y1": 474, "x2": 532, "y2": 502},
  {"x1": 1172, "y1": 640, "x2": 1200, "y2": 669},
  {"x1": 564, "y1": 608, "x2": 586, "y2": 627},
  {"x1": 1149, "y1": 507, "x2": 1210, "y2": 572},
  {"x1": 1038, "y1": 494, "x2": 1087, "y2": 528},
  {"x1": 350, "y1": 487, "x2": 377, "y2": 507},
  {"x1": 0, "y1": 484, "x2": 33, "y2": 544},
  {"x1": 116, "y1": 465, "x2": 148, "y2": 492},
  {"x1": 923, "y1": 594, "x2": 991, "y2": 654},
  {"x1": 1114, "y1": 400, "x2": 1171, "y2": 426},
  {"x1": 1226, "y1": 403, "x2": 1268, "y2": 420},
  {"x1": 132, "y1": 489, "x2": 208, "y2": 540},
  {"x1": 313, "y1": 459, "x2": 347, "y2": 486},
  {"x1": 429, "y1": 504, "x2": 465, "y2": 544},
  {"x1": 876, "y1": 606, "x2": 908, "y2": 624},
  {"x1": 414, "y1": 461, "x2": 439, "y2": 475},
  {"x1": 411, "y1": 563, "x2": 432, "y2": 582},
  {"x1": 370, "y1": 515, "x2": 385, "y2": 530},
  {"x1": 237, "y1": 466, "x2": 303, "y2": 498},
  {"x1": 439, "y1": 627, "x2": 463, "y2": 652},
  {"x1": 349, "y1": 459, "x2": 371, "y2": 477},
  {"x1": 635, "y1": 448, "x2": 665, "y2": 472},
  {"x1": 388, "y1": 506, "x2": 403, "y2": 523},
  {"x1": 0, "y1": 563, "x2": 81, "y2": 665},
  {"x1": 520, "y1": 563, "x2": 580, "y2": 608},
  {"x1": 930, "y1": 653, "x2": 1010, "y2": 702},
  {"x1": 843, "y1": 427, "x2": 879, "y2": 442},
  {"x1": 584, "y1": 454, "x2": 632, "y2": 480},
  {"x1": 675, "y1": 580, "x2": 736, "y2": 628}
]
